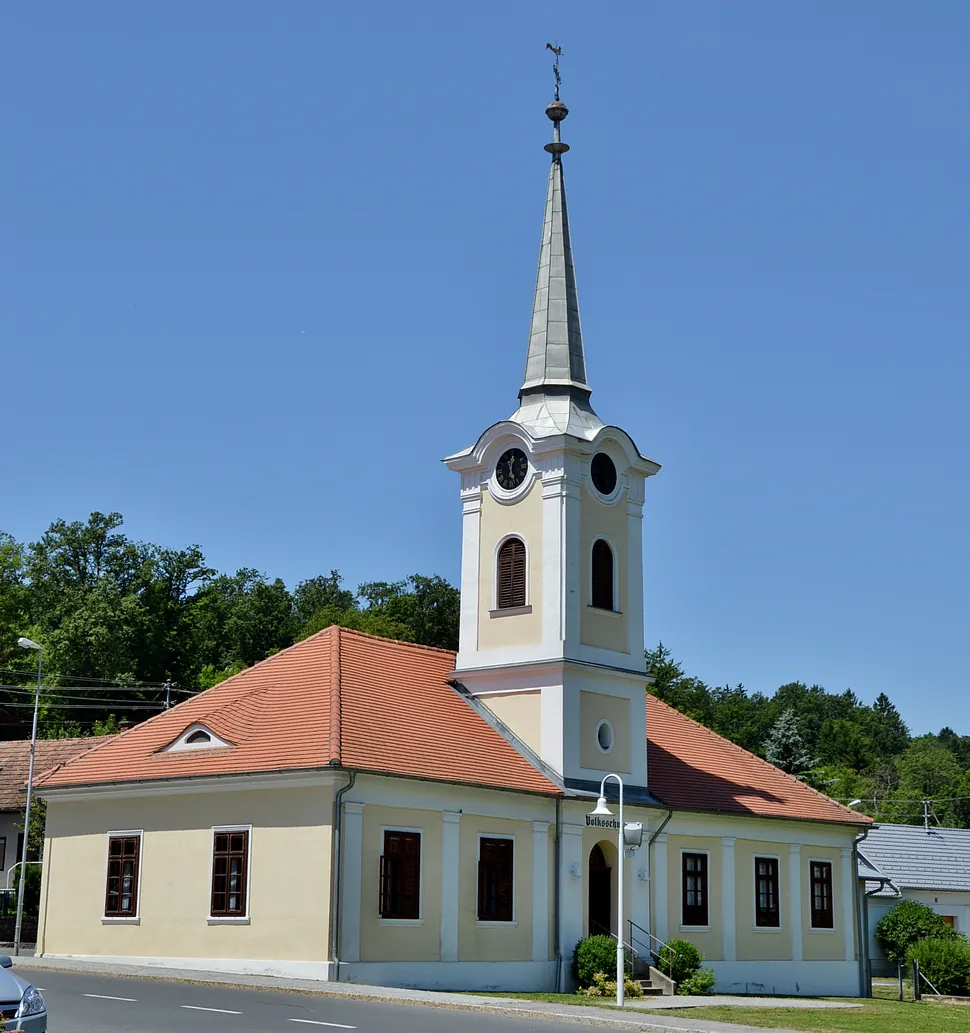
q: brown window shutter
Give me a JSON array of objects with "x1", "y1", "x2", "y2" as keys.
[
  {"x1": 591, "y1": 539, "x2": 614, "y2": 610},
  {"x1": 497, "y1": 539, "x2": 526, "y2": 609}
]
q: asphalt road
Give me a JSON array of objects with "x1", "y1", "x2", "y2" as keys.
[{"x1": 31, "y1": 969, "x2": 616, "y2": 1033}]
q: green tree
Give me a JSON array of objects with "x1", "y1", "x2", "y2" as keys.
[
  {"x1": 763, "y1": 708, "x2": 816, "y2": 779},
  {"x1": 293, "y1": 572, "x2": 355, "y2": 625},
  {"x1": 357, "y1": 574, "x2": 459, "y2": 650}
]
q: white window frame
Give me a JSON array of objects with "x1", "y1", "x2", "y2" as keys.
[
  {"x1": 807, "y1": 856, "x2": 837, "y2": 933},
  {"x1": 594, "y1": 718, "x2": 615, "y2": 755},
  {"x1": 752, "y1": 853, "x2": 783, "y2": 932},
  {"x1": 207, "y1": 825, "x2": 254, "y2": 925},
  {"x1": 102, "y1": 829, "x2": 144, "y2": 924},
  {"x1": 589, "y1": 535, "x2": 621, "y2": 613},
  {"x1": 378, "y1": 825, "x2": 424, "y2": 926},
  {"x1": 679, "y1": 847, "x2": 711, "y2": 932},
  {"x1": 476, "y1": 832, "x2": 516, "y2": 927},
  {"x1": 490, "y1": 534, "x2": 531, "y2": 616}
]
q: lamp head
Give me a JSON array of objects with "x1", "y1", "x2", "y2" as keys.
[
  {"x1": 590, "y1": 796, "x2": 613, "y2": 817},
  {"x1": 17, "y1": 638, "x2": 41, "y2": 651},
  {"x1": 847, "y1": 799, "x2": 863, "y2": 809}
]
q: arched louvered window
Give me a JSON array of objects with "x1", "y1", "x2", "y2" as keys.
[
  {"x1": 591, "y1": 539, "x2": 615, "y2": 611},
  {"x1": 497, "y1": 538, "x2": 527, "y2": 609}
]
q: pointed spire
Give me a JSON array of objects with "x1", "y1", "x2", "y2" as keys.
[{"x1": 519, "y1": 100, "x2": 590, "y2": 404}]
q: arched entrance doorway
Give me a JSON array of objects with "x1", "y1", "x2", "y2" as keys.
[{"x1": 588, "y1": 843, "x2": 612, "y2": 936}]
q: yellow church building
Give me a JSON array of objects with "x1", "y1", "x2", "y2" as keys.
[{"x1": 33, "y1": 91, "x2": 871, "y2": 997}]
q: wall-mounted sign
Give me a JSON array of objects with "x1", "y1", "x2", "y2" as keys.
[{"x1": 586, "y1": 814, "x2": 620, "y2": 830}]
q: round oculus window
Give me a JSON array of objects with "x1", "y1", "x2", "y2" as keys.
[
  {"x1": 591, "y1": 453, "x2": 617, "y2": 496},
  {"x1": 596, "y1": 719, "x2": 614, "y2": 753}
]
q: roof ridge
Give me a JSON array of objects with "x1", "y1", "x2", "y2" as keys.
[
  {"x1": 647, "y1": 693, "x2": 870, "y2": 824},
  {"x1": 329, "y1": 626, "x2": 342, "y2": 764},
  {"x1": 328, "y1": 624, "x2": 458, "y2": 658}
]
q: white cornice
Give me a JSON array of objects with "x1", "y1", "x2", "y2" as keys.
[{"x1": 37, "y1": 768, "x2": 339, "y2": 803}]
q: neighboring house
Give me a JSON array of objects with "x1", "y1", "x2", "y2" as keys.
[
  {"x1": 0, "y1": 738, "x2": 113, "y2": 888},
  {"x1": 32, "y1": 92, "x2": 872, "y2": 997},
  {"x1": 859, "y1": 823, "x2": 970, "y2": 975}
]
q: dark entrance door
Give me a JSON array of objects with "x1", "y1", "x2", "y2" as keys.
[{"x1": 588, "y1": 843, "x2": 612, "y2": 936}]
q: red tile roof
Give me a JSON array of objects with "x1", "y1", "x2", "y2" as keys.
[
  {"x1": 0, "y1": 737, "x2": 114, "y2": 810},
  {"x1": 34, "y1": 627, "x2": 868, "y2": 826},
  {"x1": 646, "y1": 694, "x2": 869, "y2": 826},
  {"x1": 35, "y1": 628, "x2": 559, "y2": 796}
]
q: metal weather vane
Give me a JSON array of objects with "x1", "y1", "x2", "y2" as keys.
[{"x1": 546, "y1": 42, "x2": 562, "y2": 101}]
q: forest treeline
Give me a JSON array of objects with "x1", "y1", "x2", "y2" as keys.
[
  {"x1": 0, "y1": 512, "x2": 459, "y2": 738},
  {"x1": 646, "y1": 643, "x2": 970, "y2": 828},
  {"x1": 2, "y1": 512, "x2": 966, "y2": 829}
]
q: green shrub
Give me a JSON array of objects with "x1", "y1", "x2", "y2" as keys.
[
  {"x1": 677, "y1": 967, "x2": 716, "y2": 996},
  {"x1": 577, "y1": 972, "x2": 644, "y2": 998},
  {"x1": 573, "y1": 935, "x2": 619, "y2": 988},
  {"x1": 875, "y1": 900, "x2": 959, "y2": 962},
  {"x1": 907, "y1": 936, "x2": 970, "y2": 996},
  {"x1": 657, "y1": 938, "x2": 703, "y2": 984}
]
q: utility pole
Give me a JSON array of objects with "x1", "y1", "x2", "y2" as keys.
[
  {"x1": 923, "y1": 799, "x2": 930, "y2": 832},
  {"x1": 164, "y1": 681, "x2": 172, "y2": 710}
]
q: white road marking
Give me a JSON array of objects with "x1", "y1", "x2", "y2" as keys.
[
  {"x1": 181, "y1": 1005, "x2": 244, "y2": 1015},
  {"x1": 289, "y1": 1022, "x2": 357, "y2": 1029},
  {"x1": 84, "y1": 994, "x2": 137, "y2": 1002}
]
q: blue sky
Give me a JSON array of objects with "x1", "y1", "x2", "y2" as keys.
[{"x1": 4, "y1": 3, "x2": 969, "y2": 735}]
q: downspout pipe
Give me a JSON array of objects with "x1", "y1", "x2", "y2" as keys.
[
  {"x1": 853, "y1": 827, "x2": 871, "y2": 999},
  {"x1": 647, "y1": 810, "x2": 673, "y2": 949},
  {"x1": 554, "y1": 795, "x2": 563, "y2": 992},
  {"x1": 330, "y1": 769, "x2": 357, "y2": 982}
]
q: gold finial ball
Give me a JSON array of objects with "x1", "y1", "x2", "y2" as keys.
[{"x1": 545, "y1": 101, "x2": 569, "y2": 122}]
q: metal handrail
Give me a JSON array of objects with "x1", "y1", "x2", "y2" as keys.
[{"x1": 628, "y1": 917, "x2": 667, "y2": 957}]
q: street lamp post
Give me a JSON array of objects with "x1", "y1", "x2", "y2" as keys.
[
  {"x1": 590, "y1": 773, "x2": 626, "y2": 1007},
  {"x1": 15, "y1": 637, "x2": 43, "y2": 957}
]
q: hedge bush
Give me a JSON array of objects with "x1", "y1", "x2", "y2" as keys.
[
  {"x1": 573, "y1": 935, "x2": 619, "y2": 988},
  {"x1": 875, "y1": 900, "x2": 959, "y2": 962},
  {"x1": 677, "y1": 967, "x2": 716, "y2": 996},
  {"x1": 907, "y1": 936, "x2": 970, "y2": 996},
  {"x1": 657, "y1": 939, "x2": 703, "y2": 984}
]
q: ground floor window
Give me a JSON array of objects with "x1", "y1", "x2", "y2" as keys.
[
  {"x1": 682, "y1": 852, "x2": 708, "y2": 926},
  {"x1": 810, "y1": 860, "x2": 834, "y2": 929},
  {"x1": 104, "y1": 833, "x2": 141, "y2": 917},
  {"x1": 211, "y1": 829, "x2": 250, "y2": 918},
  {"x1": 478, "y1": 837, "x2": 513, "y2": 922},
  {"x1": 755, "y1": 856, "x2": 780, "y2": 927},
  {"x1": 380, "y1": 830, "x2": 421, "y2": 920}
]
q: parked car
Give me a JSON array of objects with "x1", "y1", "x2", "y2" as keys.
[{"x1": 0, "y1": 957, "x2": 45, "y2": 1031}]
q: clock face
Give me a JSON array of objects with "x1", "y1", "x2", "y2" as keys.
[
  {"x1": 591, "y1": 452, "x2": 617, "y2": 496},
  {"x1": 495, "y1": 448, "x2": 529, "y2": 491}
]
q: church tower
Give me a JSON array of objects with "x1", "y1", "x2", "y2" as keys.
[{"x1": 444, "y1": 90, "x2": 660, "y2": 792}]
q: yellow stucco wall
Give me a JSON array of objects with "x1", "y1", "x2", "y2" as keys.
[
  {"x1": 38, "y1": 787, "x2": 332, "y2": 960},
  {"x1": 579, "y1": 483, "x2": 629, "y2": 653},
  {"x1": 579, "y1": 691, "x2": 631, "y2": 774},
  {"x1": 359, "y1": 805, "x2": 441, "y2": 962},
  {"x1": 801, "y1": 847, "x2": 844, "y2": 961},
  {"x1": 734, "y1": 839, "x2": 792, "y2": 962},
  {"x1": 477, "y1": 486, "x2": 543, "y2": 650},
  {"x1": 458, "y1": 816, "x2": 534, "y2": 962},
  {"x1": 481, "y1": 692, "x2": 542, "y2": 754},
  {"x1": 665, "y1": 835, "x2": 723, "y2": 961}
]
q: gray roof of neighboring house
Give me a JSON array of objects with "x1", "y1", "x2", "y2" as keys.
[{"x1": 858, "y1": 822, "x2": 970, "y2": 896}]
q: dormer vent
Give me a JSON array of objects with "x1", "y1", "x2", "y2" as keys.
[{"x1": 166, "y1": 724, "x2": 231, "y2": 752}]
